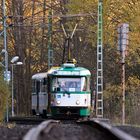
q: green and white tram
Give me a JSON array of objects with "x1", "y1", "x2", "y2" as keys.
[{"x1": 48, "y1": 63, "x2": 91, "y2": 117}]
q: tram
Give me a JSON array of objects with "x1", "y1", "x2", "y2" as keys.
[
  {"x1": 47, "y1": 62, "x2": 91, "y2": 117},
  {"x1": 31, "y1": 72, "x2": 48, "y2": 116}
]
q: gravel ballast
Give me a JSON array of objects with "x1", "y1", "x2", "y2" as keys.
[
  {"x1": 0, "y1": 124, "x2": 34, "y2": 140},
  {"x1": 0, "y1": 123, "x2": 140, "y2": 140}
]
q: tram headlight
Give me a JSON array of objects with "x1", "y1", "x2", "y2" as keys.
[
  {"x1": 76, "y1": 100, "x2": 80, "y2": 105},
  {"x1": 56, "y1": 100, "x2": 61, "y2": 105}
]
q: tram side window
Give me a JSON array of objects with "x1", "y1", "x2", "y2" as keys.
[
  {"x1": 41, "y1": 78, "x2": 47, "y2": 92},
  {"x1": 52, "y1": 78, "x2": 58, "y2": 92},
  {"x1": 32, "y1": 80, "x2": 36, "y2": 93},
  {"x1": 83, "y1": 81, "x2": 87, "y2": 91},
  {"x1": 43, "y1": 78, "x2": 47, "y2": 85},
  {"x1": 81, "y1": 77, "x2": 90, "y2": 91},
  {"x1": 81, "y1": 77, "x2": 86, "y2": 91},
  {"x1": 86, "y1": 77, "x2": 90, "y2": 92}
]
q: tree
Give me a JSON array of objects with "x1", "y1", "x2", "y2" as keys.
[{"x1": 0, "y1": 0, "x2": 139, "y2": 123}]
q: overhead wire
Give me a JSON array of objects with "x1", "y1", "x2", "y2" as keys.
[{"x1": 6, "y1": 13, "x2": 96, "y2": 28}]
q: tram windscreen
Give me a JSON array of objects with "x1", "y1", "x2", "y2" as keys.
[{"x1": 52, "y1": 77, "x2": 89, "y2": 92}]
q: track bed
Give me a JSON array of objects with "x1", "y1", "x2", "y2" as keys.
[{"x1": 38, "y1": 121, "x2": 116, "y2": 140}]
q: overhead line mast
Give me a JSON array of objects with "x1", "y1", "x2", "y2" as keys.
[{"x1": 96, "y1": 0, "x2": 103, "y2": 118}]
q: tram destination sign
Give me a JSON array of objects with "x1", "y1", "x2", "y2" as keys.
[{"x1": 56, "y1": 71, "x2": 80, "y2": 76}]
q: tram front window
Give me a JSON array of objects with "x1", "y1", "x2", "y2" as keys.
[{"x1": 52, "y1": 77, "x2": 88, "y2": 92}]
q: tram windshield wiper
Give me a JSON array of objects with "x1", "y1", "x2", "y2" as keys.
[
  {"x1": 56, "y1": 85, "x2": 70, "y2": 95},
  {"x1": 61, "y1": 87, "x2": 70, "y2": 95}
]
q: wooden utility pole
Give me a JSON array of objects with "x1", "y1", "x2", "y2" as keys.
[
  {"x1": 118, "y1": 23, "x2": 129, "y2": 125},
  {"x1": 121, "y1": 51, "x2": 125, "y2": 125}
]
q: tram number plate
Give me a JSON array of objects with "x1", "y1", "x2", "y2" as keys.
[
  {"x1": 69, "y1": 88, "x2": 75, "y2": 92},
  {"x1": 57, "y1": 95, "x2": 61, "y2": 98}
]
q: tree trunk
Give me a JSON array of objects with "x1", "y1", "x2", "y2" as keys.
[{"x1": 11, "y1": 0, "x2": 31, "y2": 115}]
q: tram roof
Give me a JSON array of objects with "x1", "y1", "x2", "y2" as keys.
[
  {"x1": 48, "y1": 63, "x2": 91, "y2": 76},
  {"x1": 32, "y1": 72, "x2": 47, "y2": 80}
]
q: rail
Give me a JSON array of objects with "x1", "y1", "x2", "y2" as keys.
[
  {"x1": 23, "y1": 118, "x2": 138, "y2": 140},
  {"x1": 23, "y1": 120, "x2": 59, "y2": 140},
  {"x1": 78, "y1": 118, "x2": 138, "y2": 140}
]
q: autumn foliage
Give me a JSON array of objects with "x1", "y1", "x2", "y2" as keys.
[{"x1": 0, "y1": 0, "x2": 139, "y2": 124}]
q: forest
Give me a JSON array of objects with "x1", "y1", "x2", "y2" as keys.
[{"x1": 0, "y1": 0, "x2": 140, "y2": 124}]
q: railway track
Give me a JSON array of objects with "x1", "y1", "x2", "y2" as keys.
[
  {"x1": 9, "y1": 116, "x2": 47, "y2": 124},
  {"x1": 23, "y1": 118, "x2": 138, "y2": 140}
]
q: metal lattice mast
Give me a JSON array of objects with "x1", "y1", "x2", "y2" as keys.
[
  {"x1": 48, "y1": 1, "x2": 53, "y2": 69},
  {"x1": 96, "y1": 0, "x2": 103, "y2": 118},
  {"x1": 1, "y1": 0, "x2": 8, "y2": 82},
  {"x1": 2, "y1": 0, "x2": 9, "y2": 122}
]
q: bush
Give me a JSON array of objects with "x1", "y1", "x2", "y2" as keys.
[
  {"x1": 104, "y1": 84, "x2": 122, "y2": 123},
  {"x1": 104, "y1": 76, "x2": 140, "y2": 124},
  {"x1": 0, "y1": 74, "x2": 10, "y2": 122}
]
